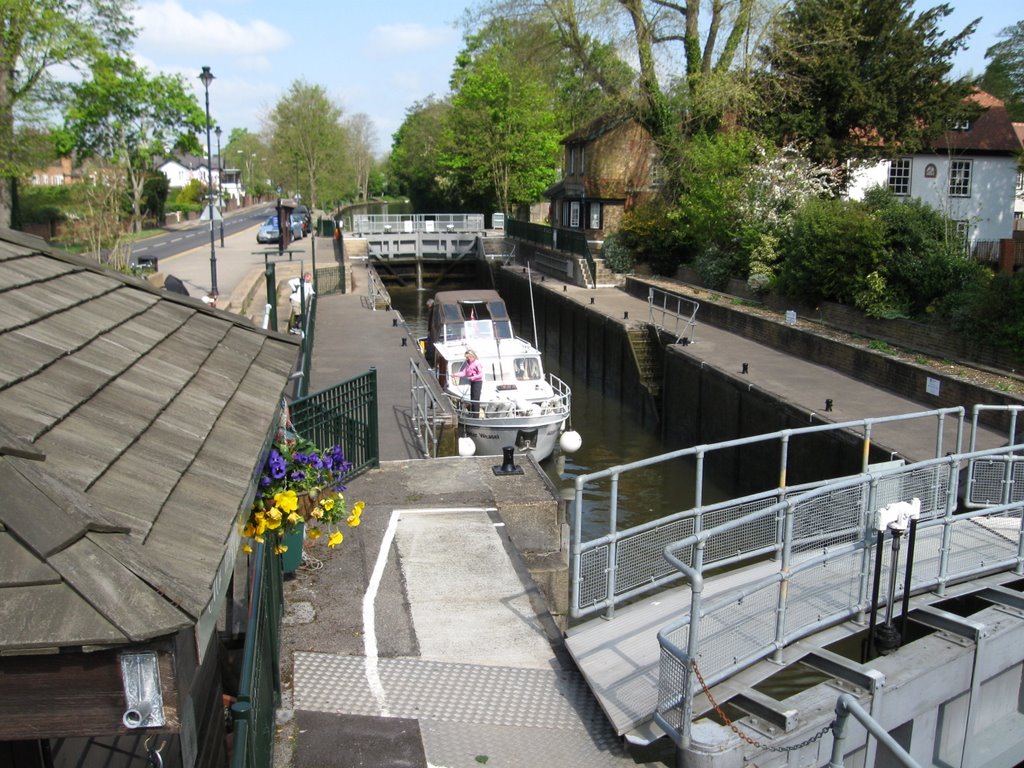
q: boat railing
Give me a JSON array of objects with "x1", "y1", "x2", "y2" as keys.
[
  {"x1": 447, "y1": 373, "x2": 571, "y2": 420},
  {"x1": 570, "y1": 406, "x2": 971, "y2": 620},
  {"x1": 653, "y1": 441, "x2": 1024, "y2": 751},
  {"x1": 647, "y1": 286, "x2": 698, "y2": 344}
]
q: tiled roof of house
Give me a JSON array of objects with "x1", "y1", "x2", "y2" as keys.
[
  {"x1": 0, "y1": 229, "x2": 298, "y2": 653},
  {"x1": 932, "y1": 90, "x2": 1021, "y2": 153}
]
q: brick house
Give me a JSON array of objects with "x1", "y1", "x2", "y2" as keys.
[{"x1": 544, "y1": 116, "x2": 659, "y2": 240}]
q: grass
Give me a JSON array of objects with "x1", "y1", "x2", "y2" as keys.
[{"x1": 868, "y1": 339, "x2": 897, "y2": 355}]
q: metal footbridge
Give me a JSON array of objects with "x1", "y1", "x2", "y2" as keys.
[{"x1": 565, "y1": 405, "x2": 1024, "y2": 765}]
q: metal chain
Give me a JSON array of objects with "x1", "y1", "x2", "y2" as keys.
[{"x1": 691, "y1": 660, "x2": 834, "y2": 753}]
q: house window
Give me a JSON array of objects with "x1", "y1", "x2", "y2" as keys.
[
  {"x1": 579, "y1": 145, "x2": 585, "y2": 176},
  {"x1": 569, "y1": 201, "x2": 580, "y2": 228},
  {"x1": 567, "y1": 146, "x2": 574, "y2": 175},
  {"x1": 589, "y1": 202, "x2": 602, "y2": 229},
  {"x1": 887, "y1": 158, "x2": 911, "y2": 195},
  {"x1": 948, "y1": 160, "x2": 972, "y2": 197},
  {"x1": 1016, "y1": 169, "x2": 1023, "y2": 191}
]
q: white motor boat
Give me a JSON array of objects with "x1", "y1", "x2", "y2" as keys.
[{"x1": 422, "y1": 289, "x2": 577, "y2": 461}]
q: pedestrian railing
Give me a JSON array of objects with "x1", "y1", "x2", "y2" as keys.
[
  {"x1": 367, "y1": 265, "x2": 392, "y2": 311},
  {"x1": 290, "y1": 369, "x2": 380, "y2": 477},
  {"x1": 352, "y1": 213, "x2": 485, "y2": 235},
  {"x1": 409, "y1": 358, "x2": 451, "y2": 458},
  {"x1": 506, "y1": 219, "x2": 597, "y2": 286},
  {"x1": 654, "y1": 440, "x2": 1024, "y2": 751},
  {"x1": 230, "y1": 537, "x2": 283, "y2": 768},
  {"x1": 571, "y1": 407, "x2": 970, "y2": 620},
  {"x1": 647, "y1": 286, "x2": 698, "y2": 344}
]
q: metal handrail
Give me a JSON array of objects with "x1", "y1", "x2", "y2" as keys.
[
  {"x1": 409, "y1": 358, "x2": 449, "y2": 458},
  {"x1": 570, "y1": 406, "x2": 968, "y2": 620},
  {"x1": 647, "y1": 286, "x2": 698, "y2": 343},
  {"x1": 653, "y1": 440, "x2": 1024, "y2": 752},
  {"x1": 352, "y1": 213, "x2": 485, "y2": 235},
  {"x1": 366, "y1": 264, "x2": 391, "y2": 311}
]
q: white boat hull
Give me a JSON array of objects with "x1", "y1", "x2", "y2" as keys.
[{"x1": 459, "y1": 411, "x2": 567, "y2": 461}]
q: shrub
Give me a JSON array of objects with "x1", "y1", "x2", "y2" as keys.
[{"x1": 600, "y1": 232, "x2": 634, "y2": 274}]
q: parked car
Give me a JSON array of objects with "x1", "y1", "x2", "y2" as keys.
[
  {"x1": 256, "y1": 216, "x2": 280, "y2": 244},
  {"x1": 286, "y1": 215, "x2": 303, "y2": 241},
  {"x1": 290, "y1": 214, "x2": 307, "y2": 239}
]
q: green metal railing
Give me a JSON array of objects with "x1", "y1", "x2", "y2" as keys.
[
  {"x1": 230, "y1": 538, "x2": 283, "y2": 768},
  {"x1": 506, "y1": 218, "x2": 597, "y2": 285},
  {"x1": 290, "y1": 369, "x2": 380, "y2": 476}
]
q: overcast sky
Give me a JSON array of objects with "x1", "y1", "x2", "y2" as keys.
[{"x1": 129, "y1": 0, "x2": 1013, "y2": 158}]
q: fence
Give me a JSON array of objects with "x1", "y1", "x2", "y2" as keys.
[
  {"x1": 290, "y1": 369, "x2": 380, "y2": 477},
  {"x1": 230, "y1": 538, "x2": 284, "y2": 768},
  {"x1": 506, "y1": 219, "x2": 597, "y2": 286},
  {"x1": 352, "y1": 213, "x2": 485, "y2": 235}
]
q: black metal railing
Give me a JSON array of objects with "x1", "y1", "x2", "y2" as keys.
[
  {"x1": 290, "y1": 369, "x2": 379, "y2": 476},
  {"x1": 230, "y1": 538, "x2": 283, "y2": 768},
  {"x1": 506, "y1": 219, "x2": 597, "y2": 285}
]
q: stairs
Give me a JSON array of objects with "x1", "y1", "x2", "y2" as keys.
[{"x1": 627, "y1": 326, "x2": 662, "y2": 400}]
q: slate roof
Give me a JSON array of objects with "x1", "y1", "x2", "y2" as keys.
[
  {"x1": 0, "y1": 229, "x2": 299, "y2": 653},
  {"x1": 931, "y1": 90, "x2": 1022, "y2": 154}
]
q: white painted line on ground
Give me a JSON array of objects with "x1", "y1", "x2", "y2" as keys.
[{"x1": 362, "y1": 507, "x2": 498, "y2": 717}]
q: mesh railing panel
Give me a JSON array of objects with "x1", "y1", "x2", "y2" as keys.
[
  {"x1": 657, "y1": 644, "x2": 692, "y2": 737},
  {"x1": 578, "y1": 544, "x2": 610, "y2": 610},
  {"x1": 792, "y1": 486, "x2": 866, "y2": 557},
  {"x1": 694, "y1": 583, "x2": 779, "y2": 683},
  {"x1": 614, "y1": 518, "x2": 695, "y2": 595},
  {"x1": 968, "y1": 458, "x2": 1024, "y2": 506},
  {"x1": 784, "y1": 551, "x2": 861, "y2": 636},
  {"x1": 899, "y1": 465, "x2": 950, "y2": 520},
  {"x1": 947, "y1": 512, "x2": 1022, "y2": 577},
  {"x1": 703, "y1": 497, "x2": 779, "y2": 565}
]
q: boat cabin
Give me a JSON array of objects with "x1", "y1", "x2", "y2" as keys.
[{"x1": 427, "y1": 290, "x2": 513, "y2": 355}]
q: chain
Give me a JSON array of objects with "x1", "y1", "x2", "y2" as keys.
[{"x1": 691, "y1": 660, "x2": 834, "y2": 753}]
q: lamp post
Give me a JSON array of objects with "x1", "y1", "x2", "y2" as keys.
[
  {"x1": 199, "y1": 65, "x2": 218, "y2": 299},
  {"x1": 215, "y1": 125, "x2": 224, "y2": 247}
]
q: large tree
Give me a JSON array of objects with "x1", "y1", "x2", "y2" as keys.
[
  {"x1": 979, "y1": 19, "x2": 1024, "y2": 121},
  {"x1": 390, "y1": 96, "x2": 456, "y2": 211},
  {"x1": 0, "y1": 0, "x2": 133, "y2": 227},
  {"x1": 759, "y1": 0, "x2": 977, "y2": 166},
  {"x1": 264, "y1": 80, "x2": 348, "y2": 209},
  {"x1": 59, "y1": 54, "x2": 206, "y2": 233},
  {"x1": 443, "y1": 21, "x2": 563, "y2": 214}
]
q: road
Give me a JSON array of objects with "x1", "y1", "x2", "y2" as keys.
[{"x1": 129, "y1": 204, "x2": 287, "y2": 299}]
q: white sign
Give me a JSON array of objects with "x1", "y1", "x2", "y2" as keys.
[
  {"x1": 785, "y1": 310, "x2": 797, "y2": 326},
  {"x1": 199, "y1": 205, "x2": 223, "y2": 222},
  {"x1": 926, "y1": 377, "x2": 941, "y2": 396}
]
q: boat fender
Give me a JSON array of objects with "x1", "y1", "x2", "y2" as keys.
[
  {"x1": 560, "y1": 430, "x2": 582, "y2": 454},
  {"x1": 458, "y1": 437, "x2": 477, "y2": 457}
]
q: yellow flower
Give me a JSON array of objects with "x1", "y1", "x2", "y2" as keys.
[
  {"x1": 287, "y1": 511, "x2": 303, "y2": 526},
  {"x1": 307, "y1": 528, "x2": 322, "y2": 540},
  {"x1": 274, "y1": 490, "x2": 299, "y2": 513},
  {"x1": 347, "y1": 514, "x2": 361, "y2": 527},
  {"x1": 265, "y1": 507, "x2": 283, "y2": 530},
  {"x1": 352, "y1": 501, "x2": 365, "y2": 516},
  {"x1": 309, "y1": 507, "x2": 324, "y2": 519},
  {"x1": 242, "y1": 543, "x2": 253, "y2": 554},
  {"x1": 320, "y1": 497, "x2": 335, "y2": 512},
  {"x1": 273, "y1": 543, "x2": 287, "y2": 555},
  {"x1": 327, "y1": 531, "x2": 344, "y2": 548}
]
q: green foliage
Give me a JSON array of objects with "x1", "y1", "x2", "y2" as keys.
[
  {"x1": 616, "y1": 199, "x2": 689, "y2": 276},
  {"x1": 16, "y1": 184, "x2": 75, "y2": 224},
  {"x1": 174, "y1": 179, "x2": 205, "y2": 206},
  {"x1": 980, "y1": 20, "x2": 1024, "y2": 120},
  {"x1": 600, "y1": 233, "x2": 634, "y2": 274},
  {"x1": 390, "y1": 97, "x2": 455, "y2": 211},
  {"x1": 760, "y1": 0, "x2": 977, "y2": 164},
  {"x1": 777, "y1": 198, "x2": 887, "y2": 305},
  {"x1": 942, "y1": 271, "x2": 1024, "y2": 363},
  {"x1": 693, "y1": 246, "x2": 736, "y2": 291},
  {"x1": 142, "y1": 172, "x2": 169, "y2": 222}
]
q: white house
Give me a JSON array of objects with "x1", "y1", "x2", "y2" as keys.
[
  {"x1": 156, "y1": 154, "x2": 244, "y2": 203},
  {"x1": 1014, "y1": 122, "x2": 1024, "y2": 228},
  {"x1": 848, "y1": 91, "x2": 1023, "y2": 248}
]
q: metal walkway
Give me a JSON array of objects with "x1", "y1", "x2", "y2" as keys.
[{"x1": 564, "y1": 407, "x2": 1024, "y2": 752}]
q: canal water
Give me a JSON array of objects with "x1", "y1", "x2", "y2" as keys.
[{"x1": 387, "y1": 285, "x2": 726, "y2": 542}]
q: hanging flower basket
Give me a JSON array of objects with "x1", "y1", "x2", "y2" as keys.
[{"x1": 242, "y1": 433, "x2": 364, "y2": 557}]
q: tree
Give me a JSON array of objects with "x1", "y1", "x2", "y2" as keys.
[
  {"x1": 344, "y1": 113, "x2": 377, "y2": 202},
  {"x1": 0, "y1": 0, "x2": 134, "y2": 227},
  {"x1": 443, "y1": 21, "x2": 563, "y2": 213},
  {"x1": 390, "y1": 97, "x2": 456, "y2": 211},
  {"x1": 59, "y1": 54, "x2": 205, "y2": 232},
  {"x1": 979, "y1": 20, "x2": 1024, "y2": 120},
  {"x1": 264, "y1": 80, "x2": 348, "y2": 209},
  {"x1": 224, "y1": 128, "x2": 270, "y2": 199},
  {"x1": 759, "y1": 0, "x2": 977, "y2": 166}
]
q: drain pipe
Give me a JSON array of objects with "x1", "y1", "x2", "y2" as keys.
[{"x1": 872, "y1": 499, "x2": 921, "y2": 655}]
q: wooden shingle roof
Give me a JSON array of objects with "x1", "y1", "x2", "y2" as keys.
[{"x1": 0, "y1": 229, "x2": 299, "y2": 653}]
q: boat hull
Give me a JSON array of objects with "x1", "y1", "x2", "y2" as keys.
[{"x1": 459, "y1": 411, "x2": 566, "y2": 462}]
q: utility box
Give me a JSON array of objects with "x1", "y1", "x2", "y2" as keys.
[{"x1": 492, "y1": 212, "x2": 505, "y2": 231}]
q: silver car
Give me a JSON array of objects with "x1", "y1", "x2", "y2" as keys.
[{"x1": 256, "y1": 216, "x2": 280, "y2": 244}]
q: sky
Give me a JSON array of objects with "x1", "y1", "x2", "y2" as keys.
[{"x1": 129, "y1": 0, "x2": 1016, "y2": 160}]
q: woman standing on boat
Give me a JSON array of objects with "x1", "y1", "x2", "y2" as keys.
[{"x1": 458, "y1": 350, "x2": 483, "y2": 413}]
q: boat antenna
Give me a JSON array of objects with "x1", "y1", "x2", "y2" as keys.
[{"x1": 527, "y1": 263, "x2": 538, "y2": 348}]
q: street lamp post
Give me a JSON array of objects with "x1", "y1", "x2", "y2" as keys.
[
  {"x1": 199, "y1": 65, "x2": 218, "y2": 299},
  {"x1": 215, "y1": 125, "x2": 224, "y2": 247}
]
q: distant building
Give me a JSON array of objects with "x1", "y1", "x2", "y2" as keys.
[
  {"x1": 28, "y1": 156, "x2": 79, "y2": 186},
  {"x1": 544, "y1": 116, "x2": 659, "y2": 240},
  {"x1": 847, "y1": 91, "x2": 1023, "y2": 248}
]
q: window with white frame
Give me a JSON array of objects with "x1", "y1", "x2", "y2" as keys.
[
  {"x1": 948, "y1": 160, "x2": 972, "y2": 197},
  {"x1": 569, "y1": 201, "x2": 580, "y2": 228},
  {"x1": 589, "y1": 202, "x2": 601, "y2": 229},
  {"x1": 887, "y1": 158, "x2": 912, "y2": 195},
  {"x1": 1016, "y1": 169, "x2": 1023, "y2": 191}
]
